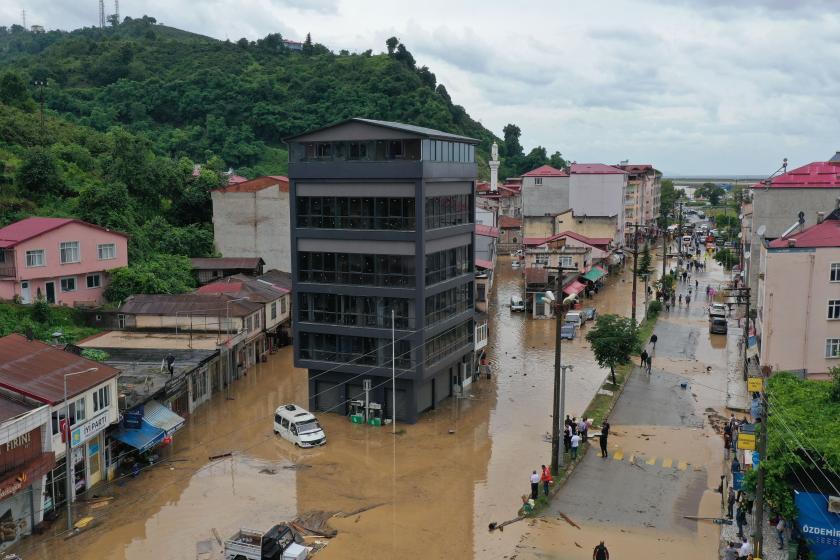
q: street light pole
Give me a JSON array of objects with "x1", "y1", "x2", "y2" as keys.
[
  {"x1": 224, "y1": 296, "x2": 250, "y2": 400},
  {"x1": 63, "y1": 367, "x2": 98, "y2": 532}
]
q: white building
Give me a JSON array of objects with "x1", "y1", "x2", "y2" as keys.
[{"x1": 569, "y1": 164, "x2": 627, "y2": 247}]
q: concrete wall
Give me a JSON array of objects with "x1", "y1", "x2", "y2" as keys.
[
  {"x1": 212, "y1": 186, "x2": 292, "y2": 273},
  {"x1": 758, "y1": 244, "x2": 840, "y2": 377},
  {"x1": 523, "y1": 217, "x2": 554, "y2": 239},
  {"x1": 522, "y1": 176, "x2": 569, "y2": 217},
  {"x1": 555, "y1": 211, "x2": 619, "y2": 245},
  {"x1": 569, "y1": 174, "x2": 626, "y2": 243}
]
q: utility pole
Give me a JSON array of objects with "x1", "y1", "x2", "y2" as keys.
[
  {"x1": 548, "y1": 265, "x2": 578, "y2": 475},
  {"x1": 34, "y1": 79, "x2": 46, "y2": 140},
  {"x1": 99, "y1": 0, "x2": 105, "y2": 28},
  {"x1": 754, "y1": 412, "x2": 767, "y2": 558},
  {"x1": 627, "y1": 223, "x2": 646, "y2": 324},
  {"x1": 661, "y1": 216, "x2": 668, "y2": 281}
]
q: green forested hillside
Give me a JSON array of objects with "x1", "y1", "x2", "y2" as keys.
[{"x1": 0, "y1": 17, "x2": 564, "y2": 300}]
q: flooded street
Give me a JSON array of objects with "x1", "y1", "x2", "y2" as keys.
[{"x1": 19, "y1": 256, "x2": 661, "y2": 560}]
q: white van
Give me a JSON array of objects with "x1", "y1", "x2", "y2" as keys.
[
  {"x1": 564, "y1": 311, "x2": 584, "y2": 327},
  {"x1": 510, "y1": 295, "x2": 526, "y2": 312},
  {"x1": 273, "y1": 404, "x2": 326, "y2": 448}
]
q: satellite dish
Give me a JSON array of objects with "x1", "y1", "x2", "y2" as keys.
[{"x1": 756, "y1": 225, "x2": 766, "y2": 238}]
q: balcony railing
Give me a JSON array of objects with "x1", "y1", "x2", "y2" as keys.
[{"x1": 0, "y1": 264, "x2": 16, "y2": 278}]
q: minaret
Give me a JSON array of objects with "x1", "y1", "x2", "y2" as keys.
[{"x1": 489, "y1": 141, "x2": 500, "y2": 192}]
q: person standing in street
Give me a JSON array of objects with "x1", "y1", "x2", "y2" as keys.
[
  {"x1": 540, "y1": 464, "x2": 552, "y2": 496},
  {"x1": 564, "y1": 424, "x2": 572, "y2": 453},
  {"x1": 650, "y1": 333, "x2": 658, "y2": 351},
  {"x1": 600, "y1": 421, "x2": 610, "y2": 458},
  {"x1": 727, "y1": 487, "x2": 736, "y2": 518},
  {"x1": 736, "y1": 504, "x2": 748, "y2": 539},
  {"x1": 738, "y1": 536, "x2": 753, "y2": 559},
  {"x1": 723, "y1": 541, "x2": 739, "y2": 560},
  {"x1": 593, "y1": 541, "x2": 609, "y2": 560},
  {"x1": 640, "y1": 349, "x2": 649, "y2": 368},
  {"x1": 570, "y1": 432, "x2": 581, "y2": 459},
  {"x1": 685, "y1": 294, "x2": 691, "y2": 306},
  {"x1": 645, "y1": 353, "x2": 653, "y2": 374},
  {"x1": 529, "y1": 470, "x2": 540, "y2": 501},
  {"x1": 776, "y1": 516, "x2": 786, "y2": 549}
]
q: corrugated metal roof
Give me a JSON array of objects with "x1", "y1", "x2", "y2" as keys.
[
  {"x1": 212, "y1": 176, "x2": 288, "y2": 194},
  {"x1": 119, "y1": 293, "x2": 263, "y2": 317},
  {"x1": 760, "y1": 161, "x2": 840, "y2": 189},
  {"x1": 0, "y1": 394, "x2": 37, "y2": 423},
  {"x1": 499, "y1": 216, "x2": 522, "y2": 229},
  {"x1": 258, "y1": 269, "x2": 293, "y2": 290},
  {"x1": 190, "y1": 257, "x2": 264, "y2": 270},
  {"x1": 199, "y1": 275, "x2": 288, "y2": 302},
  {"x1": 143, "y1": 400, "x2": 185, "y2": 436},
  {"x1": 475, "y1": 224, "x2": 500, "y2": 238},
  {"x1": 0, "y1": 334, "x2": 119, "y2": 404},
  {"x1": 284, "y1": 118, "x2": 479, "y2": 143}
]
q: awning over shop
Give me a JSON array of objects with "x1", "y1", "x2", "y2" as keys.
[
  {"x1": 562, "y1": 280, "x2": 586, "y2": 296},
  {"x1": 143, "y1": 400, "x2": 186, "y2": 436},
  {"x1": 581, "y1": 267, "x2": 606, "y2": 283},
  {"x1": 110, "y1": 422, "x2": 165, "y2": 453}
]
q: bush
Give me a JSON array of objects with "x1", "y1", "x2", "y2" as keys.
[{"x1": 647, "y1": 300, "x2": 662, "y2": 318}]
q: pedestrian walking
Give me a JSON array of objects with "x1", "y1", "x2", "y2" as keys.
[
  {"x1": 650, "y1": 333, "x2": 658, "y2": 350},
  {"x1": 570, "y1": 417, "x2": 577, "y2": 435},
  {"x1": 678, "y1": 294, "x2": 683, "y2": 305},
  {"x1": 731, "y1": 456, "x2": 741, "y2": 475},
  {"x1": 564, "y1": 425, "x2": 572, "y2": 453},
  {"x1": 724, "y1": 431, "x2": 732, "y2": 459},
  {"x1": 645, "y1": 354, "x2": 652, "y2": 373},
  {"x1": 685, "y1": 295, "x2": 691, "y2": 306},
  {"x1": 570, "y1": 432, "x2": 581, "y2": 460},
  {"x1": 593, "y1": 541, "x2": 609, "y2": 560},
  {"x1": 599, "y1": 421, "x2": 610, "y2": 458},
  {"x1": 530, "y1": 470, "x2": 540, "y2": 501},
  {"x1": 695, "y1": 279, "x2": 699, "y2": 289},
  {"x1": 578, "y1": 417, "x2": 588, "y2": 440},
  {"x1": 665, "y1": 300, "x2": 671, "y2": 312},
  {"x1": 776, "y1": 517, "x2": 785, "y2": 549},
  {"x1": 540, "y1": 464, "x2": 552, "y2": 496},
  {"x1": 727, "y1": 487, "x2": 736, "y2": 518},
  {"x1": 640, "y1": 349, "x2": 649, "y2": 368},
  {"x1": 671, "y1": 293, "x2": 676, "y2": 307},
  {"x1": 736, "y1": 505, "x2": 747, "y2": 539}
]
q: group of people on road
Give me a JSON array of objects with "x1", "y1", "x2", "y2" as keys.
[
  {"x1": 529, "y1": 464, "x2": 553, "y2": 501},
  {"x1": 563, "y1": 415, "x2": 592, "y2": 460}
]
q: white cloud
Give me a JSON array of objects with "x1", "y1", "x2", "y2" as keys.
[{"x1": 2, "y1": 0, "x2": 839, "y2": 173}]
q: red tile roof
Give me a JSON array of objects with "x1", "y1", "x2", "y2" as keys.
[
  {"x1": 475, "y1": 258, "x2": 494, "y2": 270},
  {"x1": 767, "y1": 211, "x2": 840, "y2": 248},
  {"x1": 499, "y1": 216, "x2": 522, "y2": 229},
  {"x1": 523, "y1": 165, "x2": 568, "y2": 178},
  {"x1": 228, "y1": 174, "x2": 249, "y2": 184},
  {"x1": 758, "y1": 161, "x2": 840, "y2": 189},
  {"x1": 0, "y1": 217, "x2": 127, "y2": 249},
  {"x1": 571, "y1": 163, "x2": 626, "y2": 175},
  {"x1": 476, "y1": 182, "x2": 491, "y2": 192},
  {"x1": 0, "y1": 334, "x2": 119, "y2": 404},
  {"x1": 196, "y1": 282, "x2": 243, "y2": 294},
  {"x1": 563, "y1": 280, "x2": 586, "y2": 296},
  {"x1": 475, "y1": 224, "x2": 500, "y2": 238},
  {"x1": 212, "y1": 176, "x2": 289, "y2": 193}
]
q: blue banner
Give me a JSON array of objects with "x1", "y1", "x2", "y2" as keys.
[{"x1": 794, "y1": 490, "x2": 840, "y2": 559}]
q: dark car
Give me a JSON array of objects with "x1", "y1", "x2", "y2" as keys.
[
  {"x1": 710, "y1": 317, "x2": 728, "y2": 334},
  {"x1": 560, "y1": 322, "x2": 577, "y2": 340}
]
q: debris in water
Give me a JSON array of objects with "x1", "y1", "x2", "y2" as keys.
[
  {"x1": 282, "y1": 463, "x2": 312, "y2": 470},
  {"x1": 209, "y1": 452, "x2": 232, "y2": 461},
  {"x1": 558, "y1": 512, "x2": 581, "y2": 529},
  {"x1": 259, "y1": 468, "x2": 277, "y2": 475}
]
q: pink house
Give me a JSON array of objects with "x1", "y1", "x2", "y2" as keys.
[{"x1": 0, "y1": 217, "x2": 128, "y2": 306}]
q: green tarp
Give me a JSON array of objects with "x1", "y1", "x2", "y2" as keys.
[{"x1": 582, "y1": 267, "x2": 606, "y2": 282}]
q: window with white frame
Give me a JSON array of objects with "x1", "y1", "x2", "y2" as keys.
[
  {"x1": 255, "y1": 312, "x2": 261, "y2": 330},
  {"x1": 534, "y1": 178, "x2": 543, "y2": 185},
  {"x1": 280, "y1": 297, "x2": 287, "y2": 314},
  {"x1": 86, "y1": 273, "x2": 101, "y2": 289},
  {"x1": 25, "y1": 249, "x2": 45, "y2": 267},
  {"x1": 93, "y1": 385, "x2": 110, "y2": 412},
  {"x1": 535, "y1": 254, "x2": 549, "y2": 266},
  {"x1": 270, "y1": 302, "x2": 277, "y2": 320},
  {"x1": 60, "y1": 277, "x2": 77, "y2": 292},
  {"x1": 832, "y1": 263, "x2": 840, "y2": 282},
  {"x1": 245, "y1": 316, "x2": 252, "y2": 332},
  {"x1": 560, "y1": 256, "x2": 574, "y2": 268},
  {"x1": 59, "y1": 241, "x2": 80, "y2": 264},
  {"x1": 829, "y1": 299, "x2": 840, "y2": 320},
  {"x1": 826, "y1": 338, "x2": 840, "y2": 358},
  {"x1": 97, "y1": 243, "x2": 116, "y2": 260},
  {"x1": 75, "y1": 397, "x2": 86, "y2": 422}
]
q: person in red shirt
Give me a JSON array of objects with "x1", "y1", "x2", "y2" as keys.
[{"x1": 540, "y1": 464, "x2": 553, "y2": 496}]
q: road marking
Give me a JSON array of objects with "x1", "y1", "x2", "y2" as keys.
[
  {"x1": 613, "y1": 451, "x2": 624, "y2": 461},
  {"x1": 662, "y1": 458, "x2": 673, "y2": 468},
  {"x1": 678, "y1": 461, "x2": 688, "y2": 471},
  {"x1": 646, "y1": 457, "x2": 657, "y2": 465}
]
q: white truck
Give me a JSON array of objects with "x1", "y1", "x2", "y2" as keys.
[{"x1": 224, "y1": 525, "x2": 310, "y2": 560}]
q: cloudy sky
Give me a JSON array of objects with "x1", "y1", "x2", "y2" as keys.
[{"x1": 4, "y1": 0, "x2": 840, "y2": 174}]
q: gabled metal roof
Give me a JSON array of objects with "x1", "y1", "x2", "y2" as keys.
[{"x1": 283, "y1": 117, "x2": 479, "y2": 144}]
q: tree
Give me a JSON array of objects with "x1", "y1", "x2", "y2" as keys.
[
  {"x1": 636, "y1": 243, "x2": 653, "y2": 279},
  {"x1": 714, "y1": 248, "x2": 735, "y2": 270},
  {"x1": 385, "y1": 36, "x2": 399, "y2": 56},
  {"x1": 549, "y1": 151, "x2": 567, "y2": 169},
  {"x1": 14, "y1": 147, "x2": 64, "y2": 199},
  {"x1": 659, "y1": 179, "x2": 681, "y2": 218},
  {"x1": 302, "y1": 33, "x2": 313, "y2": 55},
  {"x1": 104, "y1": 254, "x2": 196, "y2": 303},
  {"x1": 585, "y1": 314, "x2": 639, "y2": 385},
  {"x1": 502, "y1": 123, "x2": 523, "y2": 159},
  {"x1": 0, "y1": 72, "x2": 32, "y2": 109}
]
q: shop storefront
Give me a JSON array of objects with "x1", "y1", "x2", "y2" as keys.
[{"x1": 67, "y1": 411, "x2": 110, "y2": 501}]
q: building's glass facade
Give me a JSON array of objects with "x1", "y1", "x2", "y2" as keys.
[
  {"x1": 290, "y1": 138, "x2": 475, "y2": 164},
  {"x1": 299, "y1": 332, "x2": 412, "y2": 369},
  {"x1": 424, "y1": 321, "x2": 473, "y2": 367},
  {"x1": 425, "y1": 194, "x2": 472, "y2": 229},
  {"x1": 298, "y1": 293, "x2": 414, "y2": 329},
  {"x1": 425, "y1": 245, "x2": 472, "y2": 286},
  {"x1": 297, "y1": 196, "x2": 416, "y2": 230},
  {"x1": 425, "y1": 283, "x2": 473, "y2": 326},
  {"x1": 298, "y1": 252, "x2": 416, "y2": 287}
]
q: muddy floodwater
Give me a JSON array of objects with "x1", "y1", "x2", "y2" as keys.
[{"x1": 20, "y1": 257, "x2": 656, "y2": 560}]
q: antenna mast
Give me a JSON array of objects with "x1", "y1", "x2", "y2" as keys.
[
  {"x1": 22, "y1": 9, "x2": 26, "y2": 29},
  {"x1": 114, "y1": 0, "x2": 119, "y2": 23},
  {"x1": 99, "y1": 0, "x2": 105, "y2": 28}
]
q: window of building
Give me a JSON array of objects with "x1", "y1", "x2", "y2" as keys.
[
  {"x1": 831, "y1": 263, "x2": 840, "y2": 282},
  {"x1": 829, "y1": 300, "x2": 840, "y2": 320},
  {"x1": 60, "y1": 277, "x2": 77, "y2": 292},
  {"x1": 298, "y1": 251, "x2": 416, "y2": 287},
  {"x1": 535, "y1": 254, "x2": 549, "y2": 266},
  {"x1": 425, "y1": 194, "x2": 472, "y2": 229},
  {"x1": 299, "y1": 332, "x2": 411, "y2": 368},
  {"x1": 255, "y1": 312, "x2": 261, "y2": 330},
  {"x1": 245, "y1": 316, "x2": 253, "y2": 332},
  {"x1": 534, "y1": 178, "x2": 543, "y2": 185},
  {"x1": 75, "y1": 397, "x2": 86, "y2": 422},
  {"x1": 86, "y1": 274, "x2": 101, "y2": 289},
  {"x1": 270, "y1": 302, "x2": 277, "y2": 320},
  {"x1": 424, "y1": 321, "x2": 473, "y2": 366},
  {"x1": 0, "y1": 251, "x2": 5, "y2": 264},
  {"x1": 97, "y1": 243, "x2": 116, "y2": 260},
  {"x1": 297, "y1": 196, "x2": 416, "y2": 230},
  {"x1": 280, "y1": 297, "x2": 286, "y2": 314},
  {"x1": 299, "y1": 293, "x2": 414, "y2": 329},
  {"x1": 191, "y1": 370, "x2": 208, "y2": 400},
  {"x1": 93, "y1": 385, "x2": 110, "y2": 412},
  {"x1": 25, "y1": 249, "x2": 45, "y2": 267},
  {"x1": 477, "y1": 283, "x2": 486, "y2": 302},
  {"x1": 425, "y1": 245, "x2": 472, "y2": 286},
  {"x1": 560, "y1": 256, "x2": 574, "y2": 268},
  {"x1": 117, "y1": 314, "x2": 126, "y2": 329},
  {"x1": 424, "y1": 284, "x2": 472, "y2": 326},
  {"x1": 826, "y1": 338, "x2": 840, "y2": 358},
  {"x1": 60, "y1": 241, "x2": 80, "y2": 264}
]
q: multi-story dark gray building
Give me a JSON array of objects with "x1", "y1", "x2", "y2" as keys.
[{"x1": 286, "y1": 118, "x2": 477, "y2": 423}]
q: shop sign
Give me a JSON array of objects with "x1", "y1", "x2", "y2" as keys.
[
  {"x1": 747, "y1": 377, "x2": 763, "y2": 392},
  {"x1": 737, "y1": 433, "x2": 756, "y2": 451},
  {"x1": 0, "y1": 427, "x2": 41, "y2": 468},
  {"x1": 70, "y1": 413, "x2": 109, "y2": 448},
  {"x1": 0, "y1": 452, "x2": 55, "y2": 500}
]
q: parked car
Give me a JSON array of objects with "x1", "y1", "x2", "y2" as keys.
[
  {"x1": 564, "y1": 311, "x2": 584, "y2": 327},
  {"x1": 580, "y1": 307, "x2": 597, "y2": 321},
  {"x1": 697, "y1": 211, "x2": 706, "y2": 219},
  {"x1": 510, "y1": 296, "x2": 526, "y2": 312},
  {"x1": 710, "y1": 317, "x2": 728, "y2": 334},
  {"x1": 560, "y1": 323, "x2": 577, "y2": 340},
  {"x1": 224, "y1": 524, "x2": 309, "y2": 560},
  {"x1": 709, "y1": 303, "x2": 727, "y2": 318},
  {"x1": 274, "y1": 404, "x2": 326, "y2": 448}
]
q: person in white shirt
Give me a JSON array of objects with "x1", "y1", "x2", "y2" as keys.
[
  {"x1": 738, "y1": 537, "x2": 753, "y2": 559},
  {"x1": 529, "y1": 470, "x2": 540, "y2": 500},
  {"x1": 571, "y1": 433, "x2": 582, "y2": 460}
]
